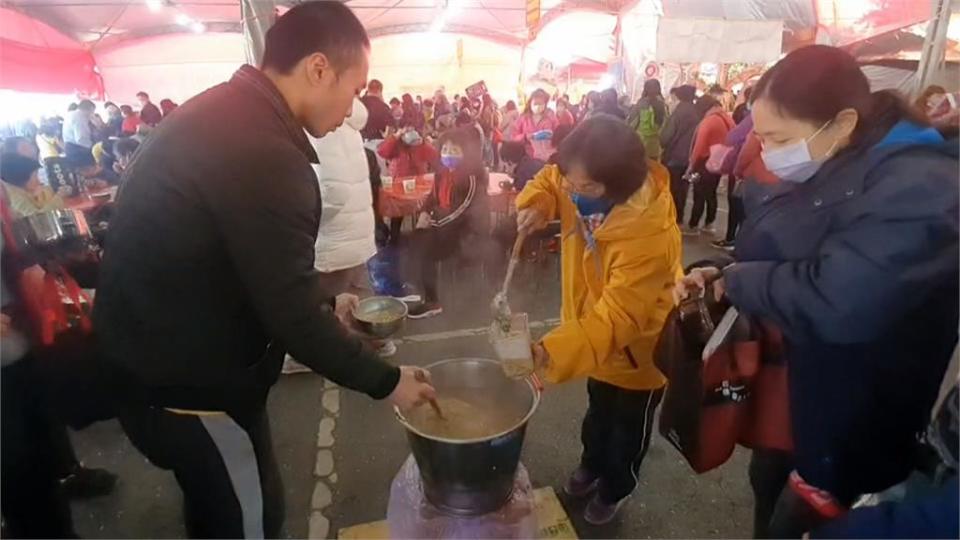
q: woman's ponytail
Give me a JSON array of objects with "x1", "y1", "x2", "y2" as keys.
[{"x1": 855, "y1": 89, "x2": 930, "y2": 148}]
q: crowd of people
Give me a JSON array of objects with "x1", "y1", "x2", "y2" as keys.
[
  {"x1": 0, "y1": 90, "x2": 179, "y2": 216},
  {"x1": 0, "y1": 1, "x2": 958, "y2": 539}
]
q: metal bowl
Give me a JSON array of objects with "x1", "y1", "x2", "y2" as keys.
[
  {"x1": 353, "y1": 296, "x2": 407, "y2": 338},
  {"x1": 12, "y1": 208, "x2": 91, "y2": 250}
]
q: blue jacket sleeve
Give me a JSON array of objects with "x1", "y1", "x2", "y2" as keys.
[
  {"x1": 811, "y1": 476, "x2": 959, "y2": 539},
  {"x1": 725, "y1": 155, "x2": 959, "y2": 344}
]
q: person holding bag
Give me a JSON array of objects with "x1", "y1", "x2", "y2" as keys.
[{"x1": 673, "y1": 45, "x2": 958, "y2": 538}]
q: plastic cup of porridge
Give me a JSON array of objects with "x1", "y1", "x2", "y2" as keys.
[{"x1": 490, "y1": 312, "x2": 534, "y2": 379}]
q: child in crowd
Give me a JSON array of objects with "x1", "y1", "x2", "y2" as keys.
[
  {"x1": 407, "y1": 127, "x2": 491, "y2": 319},
  {"x1": 500, "y1": 141, "x2": 545, "y2": 191}
]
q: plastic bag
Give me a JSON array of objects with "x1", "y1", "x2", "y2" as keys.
[
  {"x1": 367, "y1": 245, "x2": 406, "y2": 298},
  {"x1": 387, "y1": 455, "x2": 537, "y2": 539}
]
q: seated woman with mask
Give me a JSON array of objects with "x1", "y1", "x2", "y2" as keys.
[
  {"x1": 517, "y1": 115, "x2": 682, "y2": 525},
  {"x1": 407, "y1": 127, "x2": 490, "y2": 319},
  {"x1": 1, "y1": 153, "x2": 69, "y2": 218}
]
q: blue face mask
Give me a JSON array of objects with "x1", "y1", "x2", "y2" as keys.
[
  {"x1": 572, "y1": 192, "x2": 614, "y2": 217},
  {"x1": 440, "y1": 154, "x2": 462, "y2": 169}
]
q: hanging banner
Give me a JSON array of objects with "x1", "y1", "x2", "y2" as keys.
[
  {"x1": 526, "y1": 0, "x2": 541, "y2": 40},
  {"x1": 656, "y1": 18, "x2": 783, "y2": 64}
]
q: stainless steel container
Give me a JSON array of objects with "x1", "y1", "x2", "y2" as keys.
[
  {"x1": 353, "y1": 296, "x2": 407, "y2": 338},
  {"x1": 395, "y1": 358, "x2": 540, "y2": 515},
  {"x1": 12, "y1": 208, "x2": 91, "y2": 250}
]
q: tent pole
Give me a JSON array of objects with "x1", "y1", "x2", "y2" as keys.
[
  {"x1": 241, "y1": 0, "x2": 275, "y2": 67},
  {"x1": 915, "y1": 0, "x2": 951, "y2": 97}
]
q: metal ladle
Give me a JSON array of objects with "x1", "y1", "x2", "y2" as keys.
[{"x1": 491, "y1": 232, "x2": 527, "y2": 332}]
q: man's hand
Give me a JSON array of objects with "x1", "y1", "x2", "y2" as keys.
[
  {"x1": 516, "y1": 207, "x2": 547, "y2": 235},
  {"x1": 334, "y1": 293, "x2": 360, "y2": 325},
  {"x1": 389, "y1": 366, "x2": 437, "y2": 410}
]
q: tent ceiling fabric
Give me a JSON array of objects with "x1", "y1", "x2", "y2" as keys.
[
  {"x1": 3, "y1": 0, "x2": 549, "y2": 48},
  {"x1": 2, "y1": 0, "x2": 940, "y2": 54}
]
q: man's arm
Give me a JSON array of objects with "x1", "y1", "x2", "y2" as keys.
[{"x1": 208, "y1": 148, "x2": 399, "y2": 399}]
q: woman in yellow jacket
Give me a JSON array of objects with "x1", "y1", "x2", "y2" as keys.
[{"x1": 516, "y1": 115, "x2": 682, "y2": 525}]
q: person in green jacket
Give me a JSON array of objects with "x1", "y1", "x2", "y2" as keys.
[{"x1": 627, "y1": 79, "x2": 667, "y2": 160}]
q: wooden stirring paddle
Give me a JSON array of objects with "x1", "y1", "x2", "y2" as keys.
[{"x1": 414, "y1": 369, "x2": 445, "y2": 420}]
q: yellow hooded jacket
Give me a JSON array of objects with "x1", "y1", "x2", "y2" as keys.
[{"x1": 516, "y1": 161, "x2": 682, "y2": 390}]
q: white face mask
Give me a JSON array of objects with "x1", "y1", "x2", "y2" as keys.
[{"x1": 760, "y1": 120, "x2": 835, "y2": 184}]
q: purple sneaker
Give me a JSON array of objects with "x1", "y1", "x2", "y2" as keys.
[
  {"x1": 583, "y1": 493, "x2": 628, "y2": 525},
  {"x1": 563, "y1": 467, "x2": 600, "y2": 498}
]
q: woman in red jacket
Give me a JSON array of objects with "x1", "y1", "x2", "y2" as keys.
[
  {"x1": 685, "y1": 95, "x2": 734, "y2": 234},
  {"x1": 377, "y1": 124, "x2": 439, "y2": 244}
]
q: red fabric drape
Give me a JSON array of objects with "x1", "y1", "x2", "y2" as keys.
[{"x1": 0, "y1": 38, "x2": 104, "y2": 98}]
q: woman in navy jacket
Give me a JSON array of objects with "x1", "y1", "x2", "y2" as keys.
[{"x1": 675, "y1": 45, "x2": 959, "y2": 537}]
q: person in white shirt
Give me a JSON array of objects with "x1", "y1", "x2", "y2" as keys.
[
  {"x1": 61, "y1": 100, "x2": 95, "y2": 166},
  {"x1": 282, "y1": 97, "x2": 393, "y2": 374}
]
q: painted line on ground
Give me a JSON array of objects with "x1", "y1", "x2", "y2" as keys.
[{"x1": 398, "y1": 318, "x2": 561, "y2": 343}]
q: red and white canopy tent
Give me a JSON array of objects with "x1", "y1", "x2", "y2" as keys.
[{"x1": 0, "y1": 0, "x2": 954, "y2": 117}]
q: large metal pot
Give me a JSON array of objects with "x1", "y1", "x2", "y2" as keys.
[
  {"x1": 12, "y1": 208, "x2": 91, "y2": 250},
  {"x1": 395, "y1": 358, "x2": 540, "y2": 515}
]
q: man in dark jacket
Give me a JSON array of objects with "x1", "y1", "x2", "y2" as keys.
[
  {"x1": 360, "y1": 78, "x2": 393, "y2": 140},
  {"x1": 659, "y1": 84, "x2": 698, "y2": 223},
  {"x1": 93, "y1": 3, "x2": 434, "y2": 537}
]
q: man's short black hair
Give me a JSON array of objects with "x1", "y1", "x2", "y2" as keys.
[
  {"x1": 555, "y1": 115, "x2": 647, "y2": 204},
  {"x1": 136, "y1": 91, "x2": 149, "y2": 99},
  {"x1": 78, "y1": 99, "x2": 95, "y2": 111},
  {"x1": 367, "y1": 79, "x2": 383, "y2": 93},
  {"x1": 670, "y1": 84, "x2": 696, "y2": 103},
  {"x1": 261, "y1": 1, "x2": 370, "y2": 74},
  {"x1": 1, "y1": 152, "x2": 40, "y2": 188}
]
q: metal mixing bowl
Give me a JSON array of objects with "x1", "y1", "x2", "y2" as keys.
[{"x1": 353, "y1": 296, "x2": 407, "y2": 338}]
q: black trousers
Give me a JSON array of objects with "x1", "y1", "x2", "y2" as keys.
[
  {"x1": 689, "y1": 169, "x2": 721, "y2": 228},
  {"x1": 725, "y1": 175, "x2": 745, "y2": 242},
  {"x1": 749, "y1": 449, "x2": 794, "y2": 538},
  {"x1": 666, "y1": 164, "x2": 688, "y2": 225},
  {"x1": 1, "y1": 359, "x2": 76, "y2": 538},
  {"x1": 119, "y1": 403, "x2": 283, "y2": 538},
  {"x1": 580, "y1": 379, "x2": 665, "y2": 504},
  {"x1": 389, "y1": 217, "x2": 404, "y2": 246}
]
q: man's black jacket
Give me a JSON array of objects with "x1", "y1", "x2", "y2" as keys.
[{"x1": 94, "y1": 66, "x2": 399, "y2": 412}]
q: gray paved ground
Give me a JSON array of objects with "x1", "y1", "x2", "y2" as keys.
[{"x1": 69, "y1": 228, "x2": 751, "y2": 539}]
